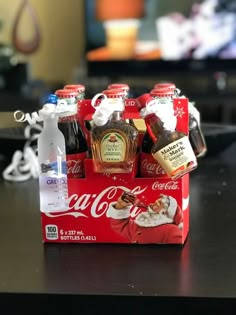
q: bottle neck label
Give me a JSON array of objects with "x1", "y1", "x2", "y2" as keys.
[
  {"x1": 153, "y1": 136, "x2": 197, "y2": 179},
  {"x1": 40, "y1": 161, "x2": 67, "y2": 175},
  {"x1": 101, "y1": 132, "x2": 126, "y2": 162}
]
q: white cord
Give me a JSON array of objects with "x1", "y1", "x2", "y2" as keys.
[
  {"x1": 140, "y1": 98, "x2": 177, "y2": 132},
  {"x1": 5, "y1": 99, "x2": 77, "y2": 182},
  {"x1": 14, "y1": 100, "x2": 77, "y2": 125},
  {"x1": 2, "y1": 124, "x2": 42, "y2": 182},
  {"x1": 91, "y1": 93, "x2": 124, "y2": 126}
]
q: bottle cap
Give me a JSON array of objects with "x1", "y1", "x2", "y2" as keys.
[
  {"x1": 107, "y1": 83, "x2": 129, "y2": 92},
  {"x1": 153, "y1": 82, "x2": 176, "y2": 91},
  {"x1": 136, "y1": 93, "x2": 153, "y2": 110},
  {"x1": 64, "y1": 84, "x2": 85, "y2": 93},
  {"x1": 47, "y1": 94, "x2": 58, "y2": 105},
  {"x1": 102, "y1": 88, "x2": 125, "y2": 98},
  {"x1": 55, "y1": 89, "x2": 77, "y2": 98},
  {"x1": 150, "y1": 88, "x2": 174, "y2": 98}
]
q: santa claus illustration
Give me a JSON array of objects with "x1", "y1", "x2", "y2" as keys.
[{"x1": 107, "y1": 192, "x2": 183, "y2": 244}]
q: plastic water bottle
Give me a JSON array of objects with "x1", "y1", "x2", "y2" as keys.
[{"x1": 38, "y1": 94, "x2": 69, "y2": 212}]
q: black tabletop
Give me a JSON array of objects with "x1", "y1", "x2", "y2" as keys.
[{"x1": 1, "y1": 143, "x2": 236, "y2": 314}]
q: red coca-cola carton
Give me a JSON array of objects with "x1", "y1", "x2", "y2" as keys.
[{"x1": 41, "y1": 96, "x2": 191, "y2": 245}]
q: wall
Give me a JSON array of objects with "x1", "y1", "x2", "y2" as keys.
[{"x1": 0, "y1": 0, "x2": 85, "y2": 83}]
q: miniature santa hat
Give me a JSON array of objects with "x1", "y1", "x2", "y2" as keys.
[{"x1": 159, "y1": 194, "x2": 183, "y2": 228}]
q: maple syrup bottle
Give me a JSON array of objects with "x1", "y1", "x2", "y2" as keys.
[
  {"x1": 90, "y1": 88, "x2": 139, "y2": 173},
  {"x1": 144, "y1": 113, "x2": 197, "y2": 180}
]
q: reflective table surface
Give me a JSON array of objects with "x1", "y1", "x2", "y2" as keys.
[{"x1": 1, "y1": 143, "x2": 236, "y2": 314}]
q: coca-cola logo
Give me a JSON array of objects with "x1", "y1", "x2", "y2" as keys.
[
  {"x1": 141, "y1": 158, "x2": 166, "y2": 175},
  {"x1": 152, "y1": 181, "x2": 179, "y2": 190},
  {"x1": 67, "y1": 160, "x2": 82, "y2": 174},
  {"x1": 45, "y1": 185, "x2": 148, "y2": 219}
]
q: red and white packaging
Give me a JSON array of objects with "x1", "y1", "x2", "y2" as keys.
[
  {"x1": 41, "y1": 97, "x2": 190, "y2": 245},
  {"x1": 66, "y1": 152, "x2": 87, "y2": 179}
]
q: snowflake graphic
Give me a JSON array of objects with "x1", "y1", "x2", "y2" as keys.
[
  {"x1": 112, "y1": 176, "x2": 117, "y2": 181},
  {"x1": 174, "y1": 107, "x2": 185, "y2": 118}
]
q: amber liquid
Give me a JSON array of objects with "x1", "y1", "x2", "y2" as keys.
[
  {"x1": 91, "y1": 112, "x2": 139, "y2": 173},
  {"x1": 145, "y1": 113, "x2": 197, "y2": 179}
]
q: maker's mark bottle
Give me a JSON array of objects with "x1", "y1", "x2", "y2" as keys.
[
  {"x1": 153, "y1": 82, "x2": 207, "y2": 158},
  {"x1": 143, "y1": 112, "x2": 198, "y2": 180}
]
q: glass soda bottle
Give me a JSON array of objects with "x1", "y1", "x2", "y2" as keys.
[
  {"x1": 63, "y1": 83, "x2": 93, "y2": 158},
  {"x1": 107, "y1": 82, "x2": 136, "y2": 127},
  {"x1": 63, "y1": 83, "x2": 86, "y2": 126},
  {"x1": 64, "y1": 84, "x2": 85, "y2": 101},
  {"x1": 38, "y1": 94, "x2": 69, "y2": 212},
  {"x1": 55, "y1": 89, "x2": 88, "y2": 178},
  {"x1": 107, "y1": 83, "x2": 130, "y2": 98}
]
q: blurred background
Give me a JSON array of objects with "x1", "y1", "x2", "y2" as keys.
[{"x1": 1, "y1": 0, "x2": 236, "y2": 130}]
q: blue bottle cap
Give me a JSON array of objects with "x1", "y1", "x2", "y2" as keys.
[{"x1": 47, "y1": 94, "x2": 58, "y2": 105}]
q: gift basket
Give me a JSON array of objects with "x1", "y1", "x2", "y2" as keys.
[{"x1": 14, "y1": 82, "x2": 207, "y2": 245}]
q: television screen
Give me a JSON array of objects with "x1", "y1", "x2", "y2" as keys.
[{"x1": 85, "y1": 0, "x2": 236, "y2": 76}]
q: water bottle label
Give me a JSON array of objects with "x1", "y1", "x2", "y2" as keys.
[
  {"x1": 40, "y1": 161, "x2": 67, "y2": 175},
  {"x1": 39, "y1": 174, "x2": 69, "y2": 212}
]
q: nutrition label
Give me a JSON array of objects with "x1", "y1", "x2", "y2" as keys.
[{"x1": 45, "y1": 225, "x2": 96, "y2": 241}]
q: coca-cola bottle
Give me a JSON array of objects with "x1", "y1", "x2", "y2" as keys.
[
  {"x1": 121, "y1": 191, "x2": 148, "y2": 209},
  {"x1": 63, "y1": 83, "x2": 86, "y2": 127},
  {"x1": 63, "y1": 84, "x2": 85, "y2": 101},
  {"x1": 107, "y1": 83, "x2": 136, "y2": 126},
  {"x1": 153, "y1": 82, "x2": 176, "y2": 91},
  {"x1": 107, "y1": 83, "x2": 130, "y2": 98},
  {"x1": 63, "y1": 83, "x2": 90, "y2": 150},
  {"x1": 188, "y1": 104, "x2": 207, "y2": 158},
  {"x1": 55, "y1": 89, "x2": 88, "y2": 178}
]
